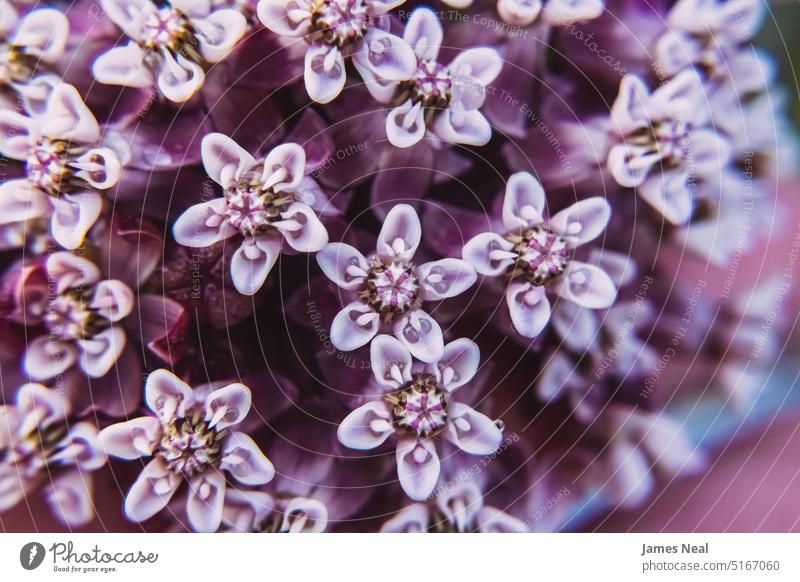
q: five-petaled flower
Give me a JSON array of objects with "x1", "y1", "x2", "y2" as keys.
[
  {"x1": 93, "y1": 0, "x2": 247, "y2": 102},
  {"x1": 338, "y1": 335, "x2": 503, "y2": 501},
  {"x1": 462, "y1": 172, "x2": 617, "y2": 339},
  {"x1": 257, "y1": 0, "x2": 416, "y2": 103},
  {"x1": 317, "y1": 203, "x2": 476, "y2": 362},
  {"x1": 0, "y1": 383, "x2": 106, "y2": 526},
  {"x1": 606, "y1": 70, "x2": 731, "y2": 225},
  {"x1": 98, "y1": 369, "x2": 275, "y2": 532},
  {"x1": 370, "y1": 7, "x2": 502, "y2": 148},
  {"x1": 173, "y1": 133, "x2": 329, "y2": 295},
  {"x1": 0, "y1": 83, "x2": 122, "y2": 250},
  {"x1": 21, "y1": 252, "x2": 135, "y2": 381}
]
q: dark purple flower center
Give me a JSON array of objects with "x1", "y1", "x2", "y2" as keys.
[
  {"x1": 157, "y1": 411, "x2": 221, "y2": 479},
  {"x1": 309, "y1": 0, "x2": 370, "y2": 48},
  {"x1": 388, "y1": 374, "x2": 448, "y2": 437},
  {"x1": 225, "y1": 168, "x2": 296, "y2": 237},
  {"x1": 360, "y1": 258, "x2": 420, "y2": 321},
  {"x1": 44, "y1": 290, "x2": 108, "y2": 341},
  {"x1": 506, "y1": 226, "x2": 571, "y2": 285}
]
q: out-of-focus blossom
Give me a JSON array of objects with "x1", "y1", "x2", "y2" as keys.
[
  {"x1": 93, "y1": 0, "x2": 247, "y2": 102},
  {"x1": 0, "y1": 83, "x2": 122, "y2": 249},
  {"x1": 221, "y1": 487, "x2": 328, "y2": 532},
  {"x1": 317, "y1": 204, "x2": 476, "y2": 362},
  {"x1": 173, "y1": 133, "x2": 329, "y2": 295},
  {"x1": 257, "y1": 0, "x2": 416, "y2": 103},
  {"x1": 338, "y1": 335, "x2": 503, "y2": 500},
  {"x1": 0, "y1": 383, "x2": 106, "y2": 526},
  {"x1": 98, "y1": 369, "x2": 275, "y2": 531},
  {"x1": 463, "y1": 172, "x2": 616, "y2": 339},
  {"x1": 439, "y1": 0, "x2": 603, "y2": 27},
  {"x1": 371, "y1": 7, "x2": 501, "y2": 148}
]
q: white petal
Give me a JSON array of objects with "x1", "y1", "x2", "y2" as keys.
[
  {"x1": 205, "y1": 383, "x2": 252, "y2": 430},
  {"x1": 194, "y1": 9, "x2": 247, "y2": 63},
  {"x1": 497, "y1": 0, "x2": 542, "y2": 26},
  {"x1": 433, "y1": 338, "x2": 479, "y2": 392},
  {"x1": 404, "y1": 7, "x2": 442, "y2": 62},
  {"x1": 45, "y1": 251, "x2": 100, "y2": 291},
  {"x1": 15, "y1": 382, "x2": 70, "y2": 431},
  {"x1": 0, "y1": 110, "x2": 37, "y2": 159},
  {"x1": 396, "y1": 437, "x2": 440, "y2": 501},
  {"x1": 393, "y1": 309, "x2": 444, "y2": 363},
  {"x1": 280, "y1": 497, "x2": 328, "y2": 532},
  {"x1": 548, "y1": 197, "x2": 611, "y2": 247},
  {"x1": 186, "y1": 470, "x2": 226, "y2": 532},
  {"x1": 502, "y1": 171, "x2": 546, "y2": 230},
  {"x1": 445, "y1": 402, "x2": 502, "y2": 455},
  {"x1": 275, "y1": 202, "x2": 328, "y2": 252},
  {"x1": 99, "y1": 0, "x2": 154, "y2": 40},
  {"x1": 220, "y1": 431, "x2": 275, "y2": 485},
  {"x1": 262, "y1": 142, "x2": 306, "y2": 193},
  {"x1": 124, "y1": 458, "x2": 181, "y2": 522},
  {"x1": 98, "y1": 417, "x2": 162, "y2": 459},
  {"x1": 606, "y1": 143, "x2": 661, "y2": 188},
  {"x1": 316, "y1": 242, "x2": 369, "y2": 290},
  {"x1": 77, "y1": 327, "x2": 126, "y2": 378},
  {"x1": 377, "y1": 203, "x2": 421, "y2": 262},
  {"x1": 380, "y1": 504, "x2": 430, "y2": 532},
  {"x1": 351, "y1": 29, "x2": 416, "y2": 82},
  {"x1": 92, "y1": 42, "x2": 154, "y2": 88},
  {"x1": 0, "y1": 180, "x2": 49, "y2": 224},
  {"x1": 230, "y1": 235, "x2": 282, "y2": 296},
  {"x1": 42, "y1": 83, "x2": 101, "y2": 144},
  {"x1": 330, "y1": 301, "x2": 380, "y2": 351},
  {"x1": 638, "y1": 169, "x2": 694, "y2": 225},
  {"x1": 24, "y1": 337, "x2": 78, "y2": 381},
  {"x1": 337, "y1": 401, "x2": 394, "y2": 450},
  {"x1": 506, "y1": 281, "x2": 551, "y2": 338},
  {"x1": 13, "y1": 8, "x2": 69, "y2": 63},
  {"x1": 45, "y1": 470, "x2": 94, "y2": 527},
  {"x1": 610, "y1": 74, "x2": 650, "y2": 134},
  {"x1": 416, "y1": 258, "x2": 476, "y2": 300},
  {"x1": 157, "y1": 51, "x2": 205, "y2": 103},
  {"x1": 256, "y1": 0, "x2": 312, "y2": 37},
  {"x1": 304, "y1": 44, "x2": 345, "y2": 104},
  {"x1": 73, "y1": 147, "x2": 122, "y2": 190},
  {"x1": 50, "y1": 191, "x2": 103, "y2": 250},
  {"x1": 462, "y1": 231, "x2": 516, "y2": 277},
  {"x1": 386, "y1": 100, "x2": 427, "y2": 149},
  {"x1": 90, "y1": 280, "x2": 134, "y2": 322},
  {"x1": 370, "y1": 334, "x2": 412, "y2": 388},
  {"x1": 431, "y1": 106, "x2": 491, "y2": 146},
  {"x1": 145, "y1": 368, "x2": 194, "y2": 422},
  {"x1": 173, "y1": 198, "x2": 236, "y2": 248},
  {"x1": 554, "y1": 261, "x2": 617, "y2": 309},
  {"x1": 447, "y1": 47, "x2": 502, "y2": 86},
  {"x1": 550, "y1": 300, "x2": 598, "y2": 353},
  {"x1": 201, "y1": 132, "x2": 255, "y2": 186}
]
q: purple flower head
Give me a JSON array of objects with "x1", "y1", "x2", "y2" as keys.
[
  {"x1": 18, "y1": 252, "x2": 135, "y2": 381},
  {"x1": 0, "y1": 83, "x2": 123, "y2": 250},
  {"x1": 98, "y1": 369, "x2": 275, "y2": 531},
  {"x1": 369, "y1": 7, "x2": 502, "y2": 148},
  {"x1": 173, "y1": 133, "x2": 329, "y2": 295},
  {"x1": 317, "y1": 204, "x2": 476, "y2": 362},
  {"x1": 257, "y1": 0, "x2": 416, "y2": 103},
  {"x1": 0, "y1": 383, "x2": 106, "y2": 526},
  {"x1": 606, "y1": 70, "x2": 731, "y2": 225},
  {"x1": 337, "y1": 335, "x2": 503, "y2": 501},
  {"x1": 93, "y1": 0, "x2": 247, "y2": 102},
  {"x1": 463, "y1": 172, "x2": 616, "y2": 340}
]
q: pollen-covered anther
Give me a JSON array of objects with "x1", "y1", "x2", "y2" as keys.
[
  {"x1": 223, "y1": 169, "x2": 296, "y2": 237},
  {"x1": 507, "y1": 226, "x2": 571, "y2": 286},
  {"x1": 157, "y1": 412, "x2": 221, "y2": 479},
  {"x1": 360, "y1": 258, "x2": 421, "y2": 321},
  {"x1": 309, "y1": 0, "x2": 370, "y2": 48},
  {"x1": 388, "y1": 374, "x2": 448, "y2": 437}
]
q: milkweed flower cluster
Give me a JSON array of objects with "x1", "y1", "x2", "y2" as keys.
[{"x1": 0, "y1": 0, "x2": 797, "y2": 533}]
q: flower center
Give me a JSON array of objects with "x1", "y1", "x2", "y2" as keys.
[
  {"x1": 225, "y1": 167, "x2": 296, "y2": 237},
  {"x1": 27, "y1": 139, "x2": 83, "y2": 195},
  {"x1": 387, "y1": 374, "x2": 448, "y2": 437},
  {"x1": 399, "y1": 60, "x2": 452, "y2": 109},
  {"x1": 360, "y1": 258, "x2": 420, "y2": 321},
  {"x1": 157, "y1": 412, "x2": 221, "y2": 479},
  {"x1": 2, "y1": 422, "x2": 68, "y2": 478},
  {"x1": 44, "y1": 291, "x2": 108, "y2": 341},
  {"x1": 0, "y1": 45, "x2": 40, "y2": 84},
  {"x1": 628, "y1": 119, "x2": 690, "y2": 165},
  {"x1": 506, "y1": 226, "x2": 570, "y2": 285},
  {"x1": 309, "y1": 0, "x2": 370, "y2": 48},
  {"x1": 142, "y1": 7, "x2": 195, "y2": 51}
]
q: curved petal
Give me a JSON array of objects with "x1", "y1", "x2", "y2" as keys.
[
  {"x1": 222, "y1": 489, "x2": 275, "y2": 532},
  {"x1": 393, "y1": 309, "x2": 444, "y2": 363},
  {"x1": 606, "y1": 143, "x2": 661, "y2": 188},
  {"x1": 610, "y1": 74, "x2": 650, "y2": 133},
  {"x1": 173, "y1": 198, "x2": 236, "y2": 248},
  {"x1": 431, "y1": 106, "x2": 491, "y2": 146},
  {"x1": 45, "y1": 251, "x2": 100, "y2": 292},
  {"x1": 330, "y1": 301, "x2": 380, "y2": 351},
  {"x1": 370, "y1": 334, "x2": 412, "y2": 388},
  {"x1": 157, "y1": 51, "x2": 205, "y2": 103},
  {"x1": 24, "y1": 337, "x2": 78, "y2": 381},
  {"x1": 15, "y1": 383, "x2": 70, "y2": 431},
  {"x1": 98, "y1": 417, "x2": 162, "y2": 460},
  {"x1": 0, "y1": 110, "x2": 37, "y2": 159},
  {"x1": 351, "y1": 29, "x2": 416, "y2": 82},
  {"x1": 554, "y1": 261, "x2": 617, "y2": 310},
  {"x1": 186, "y1": 470, "x2": 226, "y2": 532},
  {"x1": 304, "y1": 43, "x2": 345, "y2": 104},
  {"x1": 506, "y1": 281, "x2": 551, "y2": 338},
  {"x1": 261, "y1": 142, "x2": 306, "y2": 193},
  {"x1": 90, "y1": 280, "x2": 134, "y2": 322},
  {"x1": 445, "y1": 402, "x2": 502, "y2": 455},
  {"x1": 13, "y1": 8, "x2": 68, "y2": 63},
  {"x1": 230, "y1": 235, "x2": 282, "y2": 296},
  {"x1": 77, "y1": 327, "x2": 126, "y2": 378},
  {"x1": 0, "y1": 180, "x2": 50, "y2": 224},
  {"x1": 497, "y1": 0, "x2": 542, "y2": 26},
  {"x1": 41, "y1": 83, "x2": 100, "y2": 144},
  {"x1": 99, "y1": 0, "x2": 153, "y2": 39},
  {"x1": 337, "y1": 401, "x2": 394, "y2": 450},
  {"x1": 56, "y1": 422, "x2": 107, "y2": 470},
  {"x1": 280, "y1": 497, "x2": 328, "y2": 532},
  {"x1": 274, "y1": 202, "x2": 328, "y2": 252},
  {"x1": 396, "y1": 437, "x2": 440, "y2": 501},
  {"x1": 316, "y1": 242, "x2": 369, "y2": 290},
  {"x1": 220, "y1": 431, "x2": 275, "y2": 485},
  {"x1": 145, "y1": 368, "x2": 193, "y2": 422},
  {"x1": 204, "y1": 383, "x2": 252, "y2": 430},
  {"x1": 502, "y1": 171, "x2": 546, "y2": 231},
  {"x1": 447, "y1": 47, "x2": 502, "y2": 86},
  {"x1": 548, "y1": 197, "x2": 611, "y2": 247},
  {"x1": 124, "y1": 458, "x2": 181, "y2": 523},
  {"x1": 462, "y1": 232, "x2": 516, "y2": 277},
  {"x1": 380, "y1": 503, "x2": 430, "y2": 532},
  {"x1": 377, "y1": 203, "x2": 421, "y2": 262},
  {"x1": 92, "y1": 42, "x2": 154, "y2": 88},
  {"x1": 50, "y1": 191, "x2": 103, "y2": 250},
  {"x1": 432, "y1": 338, "x2": 479, "y2": 392},
  {"x1": 72, "y1": 147, "x2": 122, "y2": 190},
  {"x1": 386, "y1": 100, "x2": 427, "y2": 149},
  {"x1": 256, "y1": 0, "x2": 312, "y2": 37},
  {"x1": 404, "y1": 7, "x2": 442, "y2": 61},
  {"x1": 201, "y1": 132, "x2": 255, "y2": 187},
  {"x1": 45, "y1": 470, "x2": 94, "y2": 527},
  {"x1": 417, "y1": 258, "x2": 476, "y2": 301},
  {"x1": 638, "y1": 170, "x2": 693, "y2": 225},
  {"x1": 551, "y1": 300, "x2": 598, "y2": 353},
  {"x1": 194, "y1": 8, "x2": 247, "y2": 63}
]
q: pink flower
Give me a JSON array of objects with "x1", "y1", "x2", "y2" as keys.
[
  {"x1": 0, "y1": 83, "x2": 122, "y2": 249},
  {"x1": 463, "y1": 172, "x2": 616, "y2": 339},
  {"x1": 257, "y1": 0, "x2": 416, "y2": 103},
  {"x1": 173, "y1": 133, "x2": 329, "y2": 295},
  {"x1": 93, "y1": 0, "x2": 247, "y2": 102},
  {"x1": 0, "y1": 383, "x2": 106, "y2": 526},
  {"x1": 98, "y1": 369, "x2": 275, "y2": 531},
  {"x1": 317, "y1": 204, "x2": 476, "y2": 362},
  {"x1": 337, "y1": 335, "x2": 503, "y2": 501}
]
